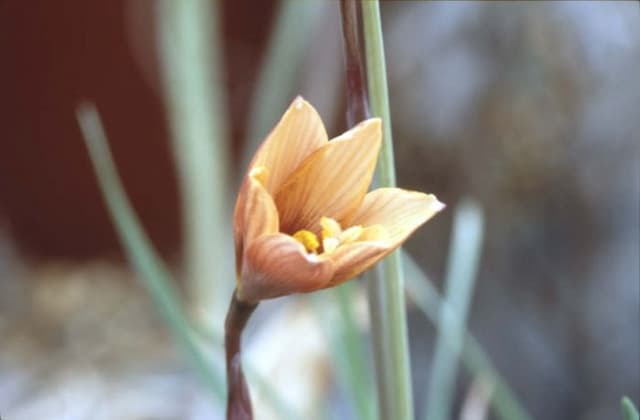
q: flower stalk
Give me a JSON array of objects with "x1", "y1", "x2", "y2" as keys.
[{"x1": 224, "y1": 290, "x2": 258, "y2": 420}]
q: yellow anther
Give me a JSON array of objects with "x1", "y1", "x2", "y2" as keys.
[
  {"x1": 339, "y1": 225, "x2": 363, "y2": 244},
  {"x1": 320, "y1": 217, "x2": 342, "y2": 239},
  {"x1": 293, "y1": 229, "x2": 320, "y2": 253}
]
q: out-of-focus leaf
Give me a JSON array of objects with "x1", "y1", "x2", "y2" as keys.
[
  {"x1": 622, "y1": 397, "x2": 639, "y2": 420},
  {"x1": 76, "y1": 103, "x2": 225, "y2": 401},
  {"x1": 426, "y1": 200, "x2": 484, "y2": 420}
]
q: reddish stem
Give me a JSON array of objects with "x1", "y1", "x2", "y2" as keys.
[
  {"x1": 224, "y1": 290, "x2": 257, "y2": 420},
  {"x1": 340, "y1": 0, "x2": 371, "y2": 126}
]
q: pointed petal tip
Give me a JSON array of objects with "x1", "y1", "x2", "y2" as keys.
[
  {"x1": 250, "y1": 96, "x2": 328, "y2": 193},
  {"x1": 291, "y1": 95, "x2": 310, "y2": 111},
  {"x1": 430, "y1": 195, "x2": 446, "y2": 213},
  {"x1": 329, "y1": 116, "x2": 382, "y2": 150},
  {"x1": 356, "y1": 117, "x2": 382, "y2": 133},
  {"x1": 368, "y1": 117, "x2": 382, "y2": 127}
]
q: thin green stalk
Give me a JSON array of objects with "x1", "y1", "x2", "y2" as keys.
[
  {"x1": 362, "y1": 2, "x2": 414, "y2": 419},
  {"x1": 240, "y1": 0, "x2": 320, "y2": 176},
  {"x1": 157, "y1": 0, "x2": 232, "y2": 315},
  {"x1": 76, "y1": 104, "x2": 225, "y2": 400},
  {"x1": 403, "y1": 253, "x2": 533, "y2": 420},
  {"x1": 426, "y1": 200, "x2": 484, "y2": 420}
]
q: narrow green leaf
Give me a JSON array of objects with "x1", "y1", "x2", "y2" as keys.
[
  {"x1": 156, "y1": 0, "x2": 232, "y2": 315},
  {"x1": 403, "y1": 253, "x2": 533, "y2": 420},
  {"x1": 426, "y1": 200, "x2": 484, "y2": 420},
  {"x1": 622, "y1": 397, "x2": 640, "y2": 420},
  {"x1": 309, "y1": 287, "x2": 376, "y2": 420},
  {"x1": 362, "y1": 2, "x2": 414, "y2": 419},
  {"x1": 334, "y1": 283, "x2": 376, "y2": 420},
  {"x1": 76, "y1": 103, "x2": 225, "y2": 400},
  {"x1": 362, "y1": 0, "x2": 414, "y2": 420},
  {"x1": 78, "y1": 107, "x2": 298, "y2": 418}
]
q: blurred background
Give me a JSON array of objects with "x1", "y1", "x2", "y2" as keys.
[{"x1": 0, "y1": 1, "x2": 638, "y2": 419}]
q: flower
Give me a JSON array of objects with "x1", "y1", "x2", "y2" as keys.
[{"x1": 234, "y1": 97, "x2": 444, "y2": 303}]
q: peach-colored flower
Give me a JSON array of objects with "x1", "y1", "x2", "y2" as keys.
[{"x1": 233, "y1": 97, "x2": 444, "y2": 303}]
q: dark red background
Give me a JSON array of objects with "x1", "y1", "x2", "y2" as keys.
[{"x1": 0, "y1": 0, "x2": 277, "y2": 259}]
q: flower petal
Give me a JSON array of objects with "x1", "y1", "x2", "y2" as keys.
[
  {"x1": 233, "y1": 182, "x2": 250, "y2": 273},
  {"x1": 233, "y1": 167, "x2": 280, "y2": 275},
  {"x1": 324, "y1": 241, "x2": 390, "y2": 288},
  {"x1": 358, "y1": 224, "x2": 390, "y2": 242},
  {"x1": 324, "y1": 188, "x2": 444, "y2": 287},
  {"x1": 238, "y1": 233, "x2": 335, "y2": 302},
  {"x1": 275, "y1": 118, "x2": 382, "y2": 234},
  {"x1": 242, "y1": 168, "x2": 280, "y2": 246},
  {"x1": 351, "y1": 188, "x2": 445, "y2": 244},
  {"x1": 249, "y1": 97, "x2": 328, "y2": 194}
]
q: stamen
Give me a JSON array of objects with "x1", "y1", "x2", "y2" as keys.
[
  {"x1": 294, "y1": 217, "x2": 366, "y2": 255},
  {"x1": 319, "y1": 216, "x2": 363, "y2": 254},
  {"x1": 293, "y1": 230, "x2": 320, "y2": 254},
  {"x1": 340, "y1": 226, "x2": 363, "y2": 244},
  {"x1": 323, "y1": 237, "x2": 340, "y2": 254},
  {"x1": 320, "y1": 217, "x2": 341, "y2": 239}
]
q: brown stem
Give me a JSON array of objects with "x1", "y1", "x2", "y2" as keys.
[
  {"x1": 224, "y1": 290, "x2": 258, "y2": 420},
  {"x1": 339, "y1": 0, "x2": 371, "y2": 126}
]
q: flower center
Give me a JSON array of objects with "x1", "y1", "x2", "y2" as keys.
[{"x1": 293, "y1": 217, "x2": 363, "y2": 255}]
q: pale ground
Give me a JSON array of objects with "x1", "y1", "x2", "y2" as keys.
[{"x1": 0, "y1": 253, "x2": 358, "y2": 420}]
